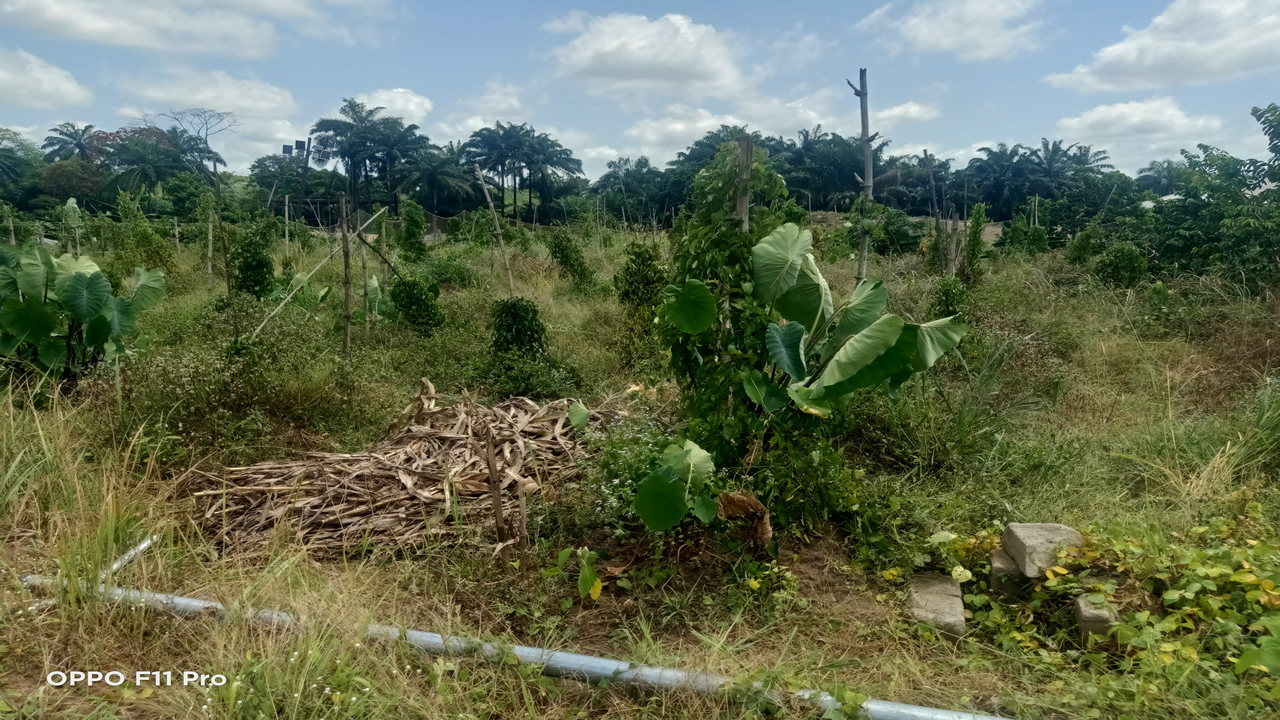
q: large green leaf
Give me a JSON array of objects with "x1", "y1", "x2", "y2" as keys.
[
  {"x1": 84, "y1": 314, "x2": 112, "y2": 347},
  {"x1": 61, "y1": 272, "x2": 112, "y2": 323},
  {"x1": 765, "y1": 322, "x2": 807, "y2": 380},
  {"x1": 911, "y1": 316, "x2": 969, "y2": 372},
  {"x1": 103, "y1": 296, "x2": 137, "y2": 340},
  {"x1": 36, "y1": 335, "x2": 67, "y2": 371},
  {"x1": 16, "y1": 264, "x2": 46, "y2": 301},
  {"x1": 664, "y1": 279, "x2": 717, "y2": 334},
  {"x1": 53, "y1": 254, "x2": 101, "y2": 298},
  {"x1": 820, "y1": 280, "x2": 888, "y2": 361},
  {"x1": 817, "y1": 321, "x2": 917, "y2": 399},
  {"x1": 568, "y1": 401, "x2": 589, "y2": 432},
  {"x1": 774, "y1": 255, "x2": 831, "y2": 331},
  {"x1": 0, "y1": 267, "x2": 18, "y2": 303},
  {"x1": 742, "y1": 370, "x2": 787, "y2": 413},
  {"x1": 661, "y1": 440, "x2": 714, "y2": 488},
  {"x1": 692, "y1": 495, "x2": 719, "y2": 524},
  {"x1": 634, "y1": 466, "x2": 688, "y2": 532},
  {"x1": 0, "y1": 332, "x2": 19, "y2": 355},
  {"x1": 787, "y1": 384, "x2": 833, "y2": 418},
  {"x1": 129, "y1": 267, "x2": 166, "y2": 312},
  {"x1": 751, "y1": 223, "x2": 812, "y2": 305},
  {"x1": 811, "y1": 314, "x2": 905, "y2": 399},
  {"x1": 0, "y1": 297, "x2": 55, "y2": 342}
]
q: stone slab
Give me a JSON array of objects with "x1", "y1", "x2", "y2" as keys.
[
  {"x1": 1074, "y1": 595, "x2": 1119, "y2": 641},
  {"x1": 1003, "y1": 523, "x2": 1083, "y2": 578},
  {"x1": 909, "y1": 573, "x2": 965, "y2": 640},
  {"x1": 990, "y1": 547, "x2": 1023, "y2": 596}
]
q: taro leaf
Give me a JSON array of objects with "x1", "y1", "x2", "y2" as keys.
[
  {"x1": 53, "y1": 254, "x2": 101, "y2": 298},
  {"x1": 821, "y1": 280, "x2": 888, "y2": 364},
  {"x1": 0, "y1": 332, "x2": 18, "y2": 356},
  {"x1": 0, "y1": 267, "x2": 18, "y2": 302},
  {"x1": 84, "y1": 314, "x2": 112, "y2": 347},
  {"x1": 0, "y1": 297, "x2": 55, "y2": 342},
  {"x1": 811, "y1": 314, "x2": 905, "y2": 399},
  {"x1": 102, "y1": 296, "x2": 137, "y2": 340},
  {"x1": 692, "y1": 495, "x2": 719, "y2": 524},
  {"x1": 36, "y1": 335, "x2": 66, "y2": 371},
  {"x1": 765, "y1": 322, "x2": 807, "y2": 380},
  {"x1": 288, "y1": 272, "x2": 309, "y2": 293},
  {"x1": 16, "y1": 264, "x2": 46, "y2": 301},
  {"x1": 662, "y1": 439, "x2": 714, "y2": 487},
  {"x1": 911, "y1": 316, "x2": 969, "y2": 372},
  {"x1": 577, "y1": 563, "x2": 599, "y2": 599},
  {"x1": 787, "y1": 384, "x2": 833, "y2": 418},
  {"x1": 317, "y1": 286, "x2": 331, "y2": 303},
  {"x1": 635, "y1": 466, "x2": 688, "y2": 532},
  {"x1": 129, "y1": 268, "x2": 166, "y2": 312},
  {"x1": 742, "y1": 370, "x2": 788, "y2": 413},
  {"x1": 568, "y1": 401, "x2": 589, "y2": 432},
  {"x1": 61, "y1": 271, "x2": 112, "y2": 323},
  {"x1": 0, "y1": 246, "x2": 17, "y2": 269},
  {"x1": 751, "y1": 223, "x2": 812, "y2": 305},
  {"x1": 664, "y1": 279, "x2": 716, "y2": 334},
  {"x1": 774, "y1": 255, "x2": 832, "y2": 331},
  {"x1": 815, "y1": 317, "x2": 915, "y2": 400}
]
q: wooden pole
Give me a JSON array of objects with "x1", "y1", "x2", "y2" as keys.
[
  {"x1": 173, "y1": 217, "x2": 180, "y2": 251},
  {"x1": 849, "y1": 68, "x2": 873, "y2": 200},
  {"x1": 206, "y1": 210, "x2": 214, "y2": 274},
  {"x1": 361, "y1": 241, "x2": 370, "y2": 334},
  {"x1": 7, "y1": 215, "x2": 13, "y2": 245},
  {"x1": 283, "y1": 195, "x2": 289, "y2": 258},
  {"x1": 340, "y1": 195, "x2": 352, "y2": 356},
  {"x1": 485, "y1": 426, "x2": 512, "y2": 566},
  {"x1": 75, "y1": 227, "x2": 81, "y2": 257},
  {"x1": 475, "y1": 163, "x2": 514, "y2": 295},
  {"x1": 735, "y1": 136, "x2": 752, "y2": 233},
  {"x1": 380, "y1": 215, "x2": 389, "y2": 278}
]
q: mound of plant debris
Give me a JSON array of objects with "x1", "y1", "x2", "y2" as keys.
[{"x1": 192, "y1": 380, "x2": 584, "y2": 554}]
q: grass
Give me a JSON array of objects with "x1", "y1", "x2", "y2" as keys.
[{"x1": 2, "y1": 229, "x2": 1279, "y2": 718}]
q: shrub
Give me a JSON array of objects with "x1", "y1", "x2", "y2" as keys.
[
  {"x1": 772, "y1": 197, "x2": 807, "y2": 226},
  {"x1": 230, "y1": 212, "x2": 278, "y2": 299},
  {"x1": 388, "y1": 274, "x2": 444, "y2": 336},
  {"x1": 397, "y1": 200, "x2": 427, "y2": 258},
  {"x1": 962, "y1": 203, "x2": 988, "y2": 281},
  {"x1": 1064, "y1": 225, "x2": 1108, "y2": 265},
  {"x1": 872, "y1": 207, "x2": 921, "y2": 256},
  {"x1": 614, "y1": 241, "x2": 666, "y2": 324},
  {"x1": 544, "y1": 229, "x2": 594, "y2": 286},
  {"x1": 1001, "y1": 213, "x2": 1050, "y2": 255},
  {"x1": 749, "y1": 435, "x2": 861, "y2": 535},
  {"x1": 490, "y1": 296, "x2": 546, "y2": 355},
  {"x1": 1093, "y1": 242, "x2": 1148, "y2": 287},
  {"x1": 928, "y1": 274, "x2": 970, "y2": 321}
]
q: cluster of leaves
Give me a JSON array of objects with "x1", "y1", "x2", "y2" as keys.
[
  {"x1": 388, "y1": 274, "x2": 443, "y2": 336},
  {"x1": 999, "y1": 208, "x2": 1049, "y2": 255},
  {"x1": 230, "y1": 212, "x2": 279, "y2": 299},
  {"x1": 612, "y1": 240, "x2": 668, "y2": 371},
  {"x1": 472, "y1": 296, "x2": 579, "y2": 399},
  {"x1": 634, "y1": 439, "x2": 720, "y2": 532},
  {"x1": 1092, "y1": 242, "x2": 1149, "y2": 288},
  {"x1": 0, "y1": 245, "x2": 163, "y2": 378},
  {"x1": 398, "y1": 199, "x2": 428, "y2": 259},
  {"x1": 543, "y1": 228, "x2": 594, "y2": 287},
  {"x1": 927, "y1": 275, "x2": 969, "y2": 322}
]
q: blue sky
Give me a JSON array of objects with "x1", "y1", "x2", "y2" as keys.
[{"x1": 1, "y1": 0, "x2": 1277, "y2": 178}]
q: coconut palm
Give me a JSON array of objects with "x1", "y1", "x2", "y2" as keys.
[
  {"x1": 42, "y1": 123, "x2": 104, "y2": 163},
  {"x1": 107, "y1": 132, "x2": 186, "y2": 193}
]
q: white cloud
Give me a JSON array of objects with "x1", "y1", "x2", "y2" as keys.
[
  {"x1": 736, "y1": 88, "x2": 851, "y2": 137},
  {"x1": 432, "y1": 81, "x2": 526, "y2": 140},
  {"x1": 857, "y1": 0, "x2": 1044, "y2": 61},
  {"x1": 1045, "y1": 0, "x2": 1280, "y2": 92},
  {"x1": 892, "y1": 141, "x2": 996, "y2": 165},
  {"x1": 623, "y1": 104, "x2": 744, "y2": 159},
  {"x1": 874, "y1": 101, "x2": 942, "y2": 130},
  {"x1": 0, "y1": 45, "x2": 91, "y2": 109},
  {"x1": 0, "y1": 0, "x2": 389, "y2": 58},
  {"x1": 546, "y1": 12, "x2": 744, "y2": 101},
  {"x1": 355, "y1": 88, "x2": 433, "y2": 125},
  {"x1": 1055, "y1": 97, "x2": 1225, "y2": 171}
]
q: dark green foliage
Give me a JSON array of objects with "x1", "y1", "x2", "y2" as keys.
[
  {"x1": 490, "y1": 296, "x2": 546, "y2": 355},
  {"x1": 1093, "y1": 242, "x2": 1148, "y2": 287},
  {"x1": 614, "y1": 241, "x2": 666, "y2": 321},
  {"x1": 1000, "y1": 213, "x2": 1049, "y2": 254},
  {"x1": 398, "y1": 199, "x2": 427, "y2": 258},
  {"x1": 230, "y1": 213, "x2": 277, "y2": 299},
  {"x1": 871, "y1": 207, "x2": 920, "y2": 255},
  {"x1": 748, "y1": 435, "x2": 860, "y2": 534},
  {"x1": 928, "y1": 275, "x2": 969, "y2": 321},
  {"x1": 544, "y1": 228, "x2": 594, "y2": 286},
  {"x1": 163, "y1": 172, "x2": 208, "y2": 221},
  {"x1": 773, "y1": 197, "x2": 807, "y2": 226},
  {"x1": 1064, "y1": 225, "x2": 1108, "y2": 265},
  {"x1": 963, "y1": 203, "x2": 988, "y2": 281},
  {"x1": 388, "y1": 274, "x2": 444, "y2": 336}
]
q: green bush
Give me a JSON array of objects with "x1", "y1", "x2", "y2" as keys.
[
  {"x1": 490, "y1": 296, "x2": 546, "y2": 355},
  {"x1": 397, "y1": 200, "x2": 427, "y2": 258},
  {"x1": 614, "y1": 241, "x2": 666, "y2": 324},
  {"x1": 231, "y1": 212, "x2": 278, "y2": 299},
  {"x1": 470, "y1": 350, "x2": 581, "y2": 400},
  {"x1": 544, "y1": 229, "x2": 594, "y2": 287},
  {"x1": 1093, "y1": 242, "x2": 1148, "y2": 287},
  {"x1": 1001, "y1": 213, "x2": 1050, "y2": 255},
  {"x1": 388, "y1": 274, "x2": 444, "y2": 336},
  {"x1": 928, "y1": 274, "x2": 969, "y2": 321},
  {"x1": 872, "y1": 207, "x2": 921, "y2": 256},
  {"x1": 1064, "y1": 225, "x2": 1108, "y2": 265},
  {"x1": 963, "y1": 203, "x2": 988, "y2": 281},
  {"x1": 749, "y1": 435, "x2": 861, "y2": 535}
]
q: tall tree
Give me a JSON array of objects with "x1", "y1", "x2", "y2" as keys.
[
  {"x1": 42, "y1": 123, "x2": 104, "y2": 163},
  {"x1": 312, "y1": 98, "x2": 385, "y2": 222},
  {"x1": 372, "y1": 117, "x2": 429, "y2": 214},
  {"x1": 1136, "y1": 159, "x2": 1186, "y2": 196}
]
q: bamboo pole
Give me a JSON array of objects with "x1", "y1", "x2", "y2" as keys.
[
  {"x1": 284, "y1": 195, "x2": 290, "y2": 258},
  {"x1": 173, "y1": 217, "x2": 180, "y2": 251},
  {"x1": 475, "y1": 163, "x2": 514, "y2": 295},
  {"x1": 206, "y1": 210, "x2": 214, "y2": 274},
  {"x1": 361, "y1": 241, "x2": 370, "y2": 334},
  {"x1": 340, "y1": 195, "x2": 352, "y2": 357}
]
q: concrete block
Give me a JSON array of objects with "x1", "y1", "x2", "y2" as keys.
[
  {"x1": 990, "y1": 547, "x2": 1023, "y2": 596},
  {"x1": 1074, "y1": 595, "x2": 1119, "y2": 641},
  {"x1": 909, "y1": 573, "x2": 965, "y2": 640},
  {"x1": 1003, "y1": 523, "x2": 1083, "y2": 578}
]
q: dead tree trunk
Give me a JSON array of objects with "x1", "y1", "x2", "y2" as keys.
[{"x1": 847, "y1": 69, "x2": 874, "y2": 285}]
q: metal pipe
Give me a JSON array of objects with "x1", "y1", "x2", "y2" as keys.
[
  {"x1": 16, "y1": 576, "x2": 1001, "y2": 719},
  {"x1": 101, "y1": 534, "x2": 160, "y2": 581}
]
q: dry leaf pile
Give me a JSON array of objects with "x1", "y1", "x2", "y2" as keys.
[{"x1": 193, "y1": 381, "x2": 581, "y2": 553}]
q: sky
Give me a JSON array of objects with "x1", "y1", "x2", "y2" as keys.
[{"x1": 1, "y1": 0, "x2": 1277, "y2": 179}]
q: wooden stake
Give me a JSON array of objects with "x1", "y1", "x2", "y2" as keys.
[
  {"x1": 361, "y1": 241, "x2": 369, "y2": 334},
  {"x1": 485, "y1": 427, "x2": 512, "y2": 566},
  {"x1": 475, "y1": 163, "x2": 514, "y2": 295},
  {"x1": 340, "y1": 195, "x2": 352, "y2": 356},
  {"x1": 283, "y1": 195, "x2": 289, "y2": 258},
  {"x1": 7, "y1": 215, "x2": 13, "y2": 245},
  {"x1": 735, "y1": 136, "x2": 752, "y2": 233},
  {"x1": 380, "y1": 215, "x2": 389, "y2": 278},
  {"x1": 173, "y1": 217, "x2": 180, "y2": 251},
  {"x1": 206, "y1": 210, "x2": 214, "y2": 274}
]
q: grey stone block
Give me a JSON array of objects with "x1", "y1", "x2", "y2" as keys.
[
  {"x1": 909, "y1": 573, "x2": 965, "y2": 640},
  {"x1": 1003, "y1": 523, "x2": 1083, "y2": 578},
  {"x1": 1074, "y1": 595, "x2": 1118, "y2": 641},
  {"x1": 990, "y1": 547, "x2": 1023, "y2": 596}
]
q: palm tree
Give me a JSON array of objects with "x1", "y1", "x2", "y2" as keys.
[
  {"x1": 42, "y1": 123, "x2": 104, "y2": 163},
  {"x1": 372, "y1": 117, "x2": 429, "y2": 214},
  {"x1": 406, "y1": 146, "x2": 473, "y2": 218},
  {"x1": 108, "y1": 133, "x2": 185, "y2": 193},
  {"x1": 312, "y1": 98, "x2": 385, "y2": 222},
  {"x1": 524, "y1": 132, "x2": 582, "y2": 224},
  {"x1": 968, "y1": 143, "x2": 1030, "y2": 220},
  {"x1": 465, "y1": 122, "x2": 534, "y2": 219},
  {"x1": 1136, "y1": 159, "x2": 1185, "y2": 196},
  {"x1": 1027, "y1": 138, "x2": 1074, "y2": 198},
  {"x1": 1069, "y1": 145, "x2": 1115, "y2": 177},
  {"x1": 161, "y1": 126, "x2": 224, "y2": 181}
]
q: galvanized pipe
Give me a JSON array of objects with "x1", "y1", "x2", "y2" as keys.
[{"x1": 16, "y1": 575, "x2": 1001, "y2": 719}]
